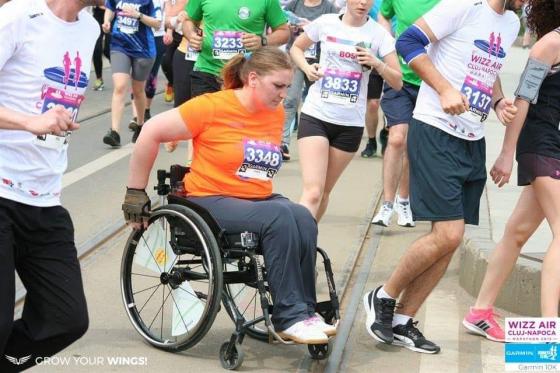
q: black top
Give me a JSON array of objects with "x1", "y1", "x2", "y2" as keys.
[{"x1": 516, "y1": 46, "x2": 560, "y2": 160}]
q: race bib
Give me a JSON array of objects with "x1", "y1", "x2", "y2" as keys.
[
  {"x1": 117, "y1": 13, "x2": 139, "y2": 34},
  {"x1": 185, "y1": 46, "x2": 199, "y2": 61},
  {"x1": 34, "y1": 86, "x2": 84, "y2": 150},
  {"x1": 304, "y1": 43, "x2": 317, "y2": 59},
  {"x1": 236, "y1": 139, "x2": 282, "y2": 181},
  {"x1": 460, "y1": 75, "x2": 493, "y2": 123},
  {"x1": 320, "y1": 68, "x2": 362, "y2": 105},
  {"x1": 212, "y1": 30, "x2": 245, "y2": 60}
]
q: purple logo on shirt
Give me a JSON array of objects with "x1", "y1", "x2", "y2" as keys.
[{"x1": 474, "y1": 32, "x2": 506, "y2": 58}]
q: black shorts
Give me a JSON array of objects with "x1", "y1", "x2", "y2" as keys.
[
  {"x1": 407, "y1": 118, "x2": 487, "y2": 225},
  {"x1": 297, "y1": 113, "x2": 364, "y2": 153},
  {"x1": 367, "y1": 72, "x2": 383, "y2": 100},
  {"x1": 517, "y1": 153, "x2": 560, "y2": 186}
]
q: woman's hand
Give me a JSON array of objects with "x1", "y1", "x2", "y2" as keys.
[{"x1": 304, "y1": 63, "x2": 323, "y2": 81}]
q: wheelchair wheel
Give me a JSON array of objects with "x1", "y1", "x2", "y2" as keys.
[
  {"x1": 222, "y1": 257, "x2": 271, "y2": 342},
  {"x1": 121, "y1": 204, "x2": 223, "y2": 351},
  {"x1": 219, "y1": 341, "x2": 244, "y2": 370}
]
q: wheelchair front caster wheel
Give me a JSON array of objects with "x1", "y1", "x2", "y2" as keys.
[
  {"x1": 219, "y1": 341, "x2": 244, "y2": 370},
  {"x1": 308, "y1": 342, "x2": 330, "y2": 360}
]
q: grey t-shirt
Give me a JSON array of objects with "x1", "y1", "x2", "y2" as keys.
[{"x1": 285, "y1": 0, "x2": 339, "y2": 50}]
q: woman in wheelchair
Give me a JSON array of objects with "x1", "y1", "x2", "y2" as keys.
[{"x1": 122, "y1": 47, "x2": 336, "y2": 345}]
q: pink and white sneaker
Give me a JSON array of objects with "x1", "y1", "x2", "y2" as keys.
[{"x1": 462, "y1": 307, "x2": 505, "y2": 342}]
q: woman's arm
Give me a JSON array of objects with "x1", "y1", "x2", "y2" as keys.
[
  {"x1": 127, "y1": 108, "x2": 193, "y2": 189},
  {"x1": 372, "y1": 50, "x2": 402, "y2": 91},
  {"x1": 290, "y1": 33, "x2": 323, "y2": 81}
]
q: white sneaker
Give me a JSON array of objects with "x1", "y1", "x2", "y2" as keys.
[
  {"x1": 395, "y1": 197, "x2": 415, "y2": 227},
  {"x1": 372, "y1": 202, "x2": 393, "y2": 227},
  {"x1": 308, "y1": 314, "x2": 337, "y2": 336},
  {"x1": 277, "y1": 319, "x2": 329, "y2": 344}
]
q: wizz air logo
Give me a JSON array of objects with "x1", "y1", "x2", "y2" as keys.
[{"x1": 5, "y1": 354, "x2": 32, "y2": 365}]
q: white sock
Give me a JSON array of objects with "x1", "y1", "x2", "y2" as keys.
[
  {"x1": 377, "y1": 286, "x2": 394, "y2": 300},
  {"x1": 392, "y1": 313, "x2": 412, "y2": 327},
  {"x1": 397, "y1": 195, "x2": 409, "y2": 204}
]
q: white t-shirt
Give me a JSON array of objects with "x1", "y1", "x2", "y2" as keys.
[
  {"x1": 0, "y1": 0, "x2": 98, "y2": 207},
  {"x1": 153, "y1": 0, "x2": 166, "y2": 37},
  {"x1": 301, "y1": 14, "x2": 394, "y2": 127},
  {"x1": 412, "y1": 0, "x2": 520, "y2": 140}
]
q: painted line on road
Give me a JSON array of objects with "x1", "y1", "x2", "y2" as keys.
[{"x1": 62, "y1": 144, "x2": 133, "y2": 189}]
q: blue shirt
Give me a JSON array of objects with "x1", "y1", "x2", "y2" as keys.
[{"x1": 106, "y1": 0, "x2": 156, "y2": 58}]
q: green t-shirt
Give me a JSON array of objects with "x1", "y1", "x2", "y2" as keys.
[
  {"x1": 186, "y1": 0, "x2": 287, "y2": 76},
  {"x1": 380, "y1": 0, "x2": 440, "y2": 86}
]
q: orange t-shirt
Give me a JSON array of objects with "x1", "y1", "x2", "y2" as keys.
[{"x1": 178, "y1": 89, "x2": 285, "y2": 199}]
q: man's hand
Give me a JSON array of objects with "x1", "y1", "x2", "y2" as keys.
[
  {"x1": 495, "y1": 98, "x2": 517, "y2": 125},
  {"x1": 304, "y1": 63, "x2": 323, "y2": 81},
  {"x1": 440, "y1": 87, "x2": 470, "y2": 115},
  {"x1": 25, "y1": 105, "x2": 78, "y2": 136},
  {"x1": 241, "y1": 33, "x2": 262, "y2": 51},
  {"x1": 187, "y1": 28, "x2": 203, "y2": 50},
  {"x1": 102, "y1": 22, "x2": 111, "y2": 33},
  {"x1": 490, "y1": 152, "x2": 514, "y2": 187},
  {"x1": 122, "y1": 188, "x2": 151, "y2": 229}
]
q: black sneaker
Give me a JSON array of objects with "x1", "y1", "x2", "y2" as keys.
[
  {"x1": 128, "y1": 117, "x2": 138, "y2": 131},
  {"x1": 361, "y1": 139, "x2": 377, "y2": 158},
  {"x1": 393, "y1": 319, "x2": 441, "y2": 354},
  {"x1": 380, "y1": 127, "x2": 389, "y2": 156},
  {"x1": 132, "y1": 125, "x2": 142, "y2": 143},
  {"x1": 281, "y1": 144, "x2": 290, "y2": 161},
  {"x1": 103, "y1": 130, "x2": 121, "y2": 147},
  {"x1": 363, "y1": 286, "x2": 396, "y2": 344},
  {"x1": 144, "y1": 109, "x2": 151, "y2": 121}
]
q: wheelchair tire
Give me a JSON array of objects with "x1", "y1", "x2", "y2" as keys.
[
  {"x1": 121, "y1": 204, "x2": 223, "y2": 351},
  {"x1": 308, "y1": 342, "x2": 330, "y2": 360},
  {"x1": 222, "y1": 258, "x2": 270, "y2": 342},
  {"x1": 219, "y1": 341, "x2": 244, "y2": 370}
]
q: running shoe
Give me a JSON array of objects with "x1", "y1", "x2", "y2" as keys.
[
  {"x1": 393, "y1": 319, "x2": 441, "y2": 354},
  {"x1": 164, "y1": 85, "x2": 174, "y2": 103},
  {"x1": 128, "y1": 117, "x2": 138, "y2": 131},
  {"x1": 372, "y1": 202, "x2": 393, "y2": 227},
  {"x1": 132, "y1": 125, "x2": 142, "y2": 143},
  {"x1": 277, "y1": 319, "x2": 329, "y2": 344},
  {"x1": 281, "y1": 144, "x2": 291, "y2": 161},
  {"x1": 462, "y1": 307, "x2": 505, "y2": 342},
  {"x1": 93, "y1": 79, "x2": 104, "y2": 91},
  {"x1": 144, "y1": 108, "x2": 151, "y2": 122},
  {"x1": 103, "y1": 130, "x2": 121, "y2": 147},
  {"x1": 380, "y1": 127, "x2": 389, "y2": 156},
  {"x1": 361, "y1": 139, "x2": 377, "y2": 158},
  {"x1": 395, "y1": 197, "x2": 415, "y2": 228},
  {"x1": 308, "y1": 315, "x2": 337, "y2": 337},
  {"x1": 363, "y1": 286, "x2": 396, "y2": 344}
]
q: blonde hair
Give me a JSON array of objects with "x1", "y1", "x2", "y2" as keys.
[{"x1": 221, "y1": 47, "x2": 293, "y2": 90}]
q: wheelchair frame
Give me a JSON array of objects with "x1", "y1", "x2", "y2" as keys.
[{"x1": 120, "y1": 165, "x2": 340, "y2": 370}]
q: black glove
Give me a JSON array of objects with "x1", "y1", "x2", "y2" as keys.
[{"x1": 122, "y1": 188, "x2": 151, "y2": 225}]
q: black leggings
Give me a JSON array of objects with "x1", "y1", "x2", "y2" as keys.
[
  {"x1": 172, "y1": 50, "x2": 195, "y2": 107},
  {"x1": 160, "y1": 31, "x2": 182, "y2": 87},
  {"x1": 92, "y1": 7, "x2": 111, "y2": 79},
  {"x1": 0, "y1": 198, "x2": 88, "y2": 372}
]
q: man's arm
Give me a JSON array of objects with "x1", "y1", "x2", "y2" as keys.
[
  {"x1": 0, "y1": 106, "x2": 77, "y2": 135},
  {"x1": 377, "y1": 13, "x2": 392, "y2": 35},
  {"x1": 265, "y1": 23, "x2": 289, "y2": 46},
  {"x1": 397, "y1": 18, "x2": 469, "y2": 115}
]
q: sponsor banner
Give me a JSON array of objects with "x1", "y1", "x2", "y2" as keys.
[
  {"x1": 506, "y1": 318, "x2": 560, "y2": 343},
  {"x1": 505, "y1": 343, "x2": 560, "y2": 371}
]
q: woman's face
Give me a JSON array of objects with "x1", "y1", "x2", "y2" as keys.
[
  {"x1": 249, "y1": 69, "x2": 293, "y2": 110},
  {"x1": 346, "y1": 0, "x2": 374, "y2": 18}
]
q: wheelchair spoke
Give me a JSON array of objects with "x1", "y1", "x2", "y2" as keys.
[
  {"x1": 232, "y1": 284, "x2": 248, "y2": 300},
  {"x1": 138, "y1": 283, "x2": 163, "y2": 314},
  {"x1": 161, "y1": 284, "x2": 165, "y2": 341},
  {"x1": 132, "y1": 283, "x2": 161, "y2": 297},
  {"x1": 166, "y1": 285, "x2": 191, "y2": 335},
  {"x1": 177, "y1": 284, "x2": 208, "y2": 304},
  {"x1": 147, "y1": 286, "x2": 173, "y2": 331},
  {"x1": 241, "y1": 289, "x2": 258, "y2": 316},
  {"x1": 130, "y1": 272, "x2": 160, "y2": 279}
]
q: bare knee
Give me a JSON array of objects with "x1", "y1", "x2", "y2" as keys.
[
  {"x1": 388, "y1": 129, "x2": 406, "y2": 150},
  {"x1": 113, "y1": 82, "x2": 128, "y2": 96},
  {"x1": 505, "y1": 221, "x2": 534, "y2": 249},
  {"x1": 433, "y1": 224, "x2": 464, "y2": 252},
  {"x1": 302, "y1": 185, "x2": 324, "y2": 207},
  {"x1": 367, "y1": 99, "x2": 380, "y2": 112}
]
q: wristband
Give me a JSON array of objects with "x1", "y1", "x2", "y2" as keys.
[
  {"x1": 138, "y1": 13, "x2": 143, "y2": 20},
  {"x1": 127, "y1": 187, "x2": 145, "y2": 192},
  {"x1": 493, "y1": 97, "x2": 504, "y2": 111}
]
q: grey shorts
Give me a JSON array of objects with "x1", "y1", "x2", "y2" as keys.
[
  {"x1": 110, "y1": 51, "x2": 154, "y2": 81},
  {"x1": 407, "y1": 118, "x2": 487, "y2": 225}
]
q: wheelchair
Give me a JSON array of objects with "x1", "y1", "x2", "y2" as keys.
[{"x1": 120, "y1": 165, "x2": 340, "y2": 370}]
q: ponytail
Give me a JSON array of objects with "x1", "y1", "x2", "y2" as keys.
[{"x1": 221, "y1": 47, "x2": 293, "y2": 90}]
